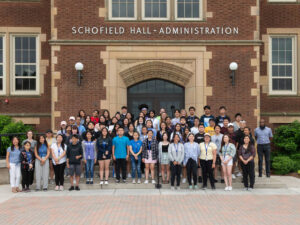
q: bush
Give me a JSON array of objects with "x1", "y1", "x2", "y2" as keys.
[
  {"x1": 272, "y1": 156, "x2": 295, "y2": 175},
  {"x1": 273, "y1": 121, "x2": 300, "y2": 155},
  {"x1": 291, "y1": 153, "x2": 300, "y2": 172},
  {"x1": 0, "y1": 116, "x2": 33, "y2": 156},
  {"x1": 0, "y1": 115, "x2": 12, "y2": 132}
]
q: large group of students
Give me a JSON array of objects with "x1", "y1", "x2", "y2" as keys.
[{"x1": 6, "y1": 105, "x2": 273, "y2": 193}]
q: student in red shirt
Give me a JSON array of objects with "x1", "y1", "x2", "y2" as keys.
[{"x1": 91, "y1": 110, "x2": 100, "y2": 124}]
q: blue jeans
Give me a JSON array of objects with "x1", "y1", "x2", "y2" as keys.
[
  {"x1": 85, "y1": 159, "x2": 94, "y2": 179},
  {"x1": 131, "y1": 156, "x2": 141, "y2": 179}
]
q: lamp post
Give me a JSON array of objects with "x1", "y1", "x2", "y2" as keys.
[
  {"x1": 229, "y1": 62, "x2": 238, "y2": 86},
  {"x1": 75, "y1": 62, "x2": 84, "y2": 86}
]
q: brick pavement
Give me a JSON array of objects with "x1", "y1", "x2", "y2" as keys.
[{"x1": 0, "y1": 192, "x2": 299, "y2": 225}]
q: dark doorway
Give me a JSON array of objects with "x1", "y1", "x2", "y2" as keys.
[{"x1": 127, "y1": 79, "x2": 185, "y2": 119}]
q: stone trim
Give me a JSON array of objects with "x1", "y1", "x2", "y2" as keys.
[
  {"x1": 251, "y1": 0, "x2": 260, "y2": 40},
  {"x1": 51, "y1": 45, "x2": 61, "y2": 132},
  {"x1": 251, "y1": 46, "x2": 260, "y2": 126},
  {"x1": 12, "y1": 117, "x2": 40, "y2": 125},
  {"x1": 49, "y1": 40, "x2": 263, "y2": 46},
  {"x1": 269, "y1": 116, "x2": 300, "y2": 124},
  {"x1": 100, "y1": 46, "x2": 212, "y2": 115},
  {"x1": 51, "y1": 0, "x2": 57, "y2": 40}
]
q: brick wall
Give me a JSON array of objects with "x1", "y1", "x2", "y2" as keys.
[{"x1": 0, "y1": 0, "x2": 51, "y2": 126}]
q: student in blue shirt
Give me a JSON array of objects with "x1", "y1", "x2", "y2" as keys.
[
  {"x1": 200, "y1": 105, "x2": 215, "y2": 128},
  {"x1": 6, "y1": 137, "x2": 21, "y2": 193},
  {"x1": 112, "y1": 127, "x2": 130, "y2": 183},
  {"x1": 129, "y1": 132, "x2": 143, "y2": 184},
  {"x1": 34, "y1": 135, "x2": 50, "y2": 191}
]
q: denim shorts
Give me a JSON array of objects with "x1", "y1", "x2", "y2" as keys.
[{"x1": 69, "y1": 164, "x2": 81, "y2": 176}]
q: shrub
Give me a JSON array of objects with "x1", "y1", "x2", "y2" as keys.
[
  {"x1": 273, "y1": 121, "x2": 300, "y2": 155},
  {"x1": 290, "y1": 153, "x2": 300, "y2": 172},
  {"x1": 272, "y1": 156, "x2": 295, "y2": 175},
  {"x1": 0, "y1": 118, "x2": 33, "y2": 156},
  {"x1": 0, "y1": 115, "x2": 12, "y2": 132}
]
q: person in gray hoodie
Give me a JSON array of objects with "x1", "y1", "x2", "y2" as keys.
[{"x1": 168, "y1": 134, "x2": 184, "y2": 190}]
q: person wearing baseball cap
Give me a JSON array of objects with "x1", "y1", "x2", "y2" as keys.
[
  {"x1": 57, "y1": 121, "x2": 67, "y2": 135},
  {"x1": 69, "y1": 116, "x2": 76, "y2": 126},
  {"x1": 199, "y1": 133, "x2": 217, "y2": 190}
]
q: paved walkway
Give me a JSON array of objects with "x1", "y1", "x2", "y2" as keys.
[{"x1": 0, "y1": 176, "x2": 300, "y2": 225}]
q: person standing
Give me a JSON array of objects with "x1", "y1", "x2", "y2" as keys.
[
  {"x1": 51, "y1": 134, "x2": 67, "y2": 191},
  {"x1": 186, "y1": 106, "x2": 198, "y2": 128},
  {"x1": 239, "y1": 136, "x2": 256, "y2": 190},
  {"x1": 215, "y1": 106, "x2": 231, "y2": 127},
  {"x1": 200, "y1": 105, "x2": 215, "y2": 128},
  {"x1": 142, "y1": 130, "x2": 159, "y2": 184},
  {"x1": 82, "y1": 131, "x2": 97, "y2": 184},
  {"x1": 46, "y1": 130, "x2": 56, "y2": 185},
  {"x1": 20, "y1": 141, "x2": 35, "y2": 192},
  {"x1": 6, "y1": 137, "x2": 21, "y2": 193},
  {"x1": 97, "y1": 128, "x2": 112, "y2": 185},
  {"x1": 34, "y1": 135, "x2": 50, "y2": 191},
  {"x1": 129, "y1": 132, "x2": 143, "y2": 184},
  {"x1": 67, "y1": 135, "x2": 83, "y2": 191},
  {"x1": 233, "y1": 113, "x2": 242, "y2": 132},
  {"x1": 199, "y1": 133, "x2": 217, "y2": 190},
  {"x1": 158, "y1": 132, "x2": 170, "y2": 184},
  {"x1": 184, "y1": 133, "x2": 200, "y2": 190},
  {"x1": 112, "y1": 127, "x2": 130, "y2": 183},
  {"x1": 255, "y1": 119, "x2": 273, "y2": 177},
  {"x1": 168, "y1": 134, "x2": 185, "y2": 190},
  {"x1": 219, "y1": 135, "x2": 236, "y2": 191},
  {"x1": 211, "y1": 125, "x2": 224, "y2": 183}
]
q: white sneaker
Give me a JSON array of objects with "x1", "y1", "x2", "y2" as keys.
[
  {"x1": 182, "y1": 178, "x2": 186, "y2": 184},
  {"x1": 171, "y1": 186, "x2": 175, "y2": 190},
  {"x1": 236, "y1": 172, "x2": 242, "y2": 177},
  {"x1": 228, "y1": 186, "x2": 232, "y2": 191},
  {"x1": 152, "y1": 180, "x2": 156, "y2": 184},
  {"x1": 144, "y1": 180, "x2": 149, "y2": 184},
  {"x1": 232, "y1": 174, "x2": 236, "y2": 179},
  {"x1": 132, "y1": 180, "x2": 136, "y2": 184},
  {"x1": 104, "y1": 180, "x2": 108, "y2": 185},
  {"x1": 176, "y1": 187, "x2": 181, "y2": 190},
  {"x1": 100, "y1": 181, "x2": 104, "y2": 185},
  {"x1": 224, "y1": 187, "x2": 229, "y2": 191},
  {"x1": 128, "y1": 173, "x2": 131, "y2": 178},
  {"x1": 80, "y1": 174, "x2": 84, "y2": 178},
  {"x1": 59, "y1": 186, "x2": 64, "y2": 191},
  {"x1": 137, "y1": 179, "x2": 141, "y2": 184},
  {"x1": 55, "y1": 186, "x2": 59, "y2": 191}
]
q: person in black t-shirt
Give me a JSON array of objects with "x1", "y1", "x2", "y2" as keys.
[
  {"x1": 186, "y1": 106, "x2": 199, "y2": 128},
  {"x1": 195, "y1": 124, "x2": 205, "y2": 144}
]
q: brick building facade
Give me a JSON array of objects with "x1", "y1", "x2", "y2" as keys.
[{"x1": 0, "y1": 0, "x2": 299, "y2": 132}]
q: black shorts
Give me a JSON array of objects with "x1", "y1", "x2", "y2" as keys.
[{"x1": 216, "y1": 155, "x2": 221, "y2": 166}]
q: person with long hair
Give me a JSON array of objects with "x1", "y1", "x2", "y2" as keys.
[
  {"x1": 184, "y1": 133, "x2": 200, "y2": 190},
  {"x1": 199, "y1": 133, "x2": 217, "y2": 190},
  {"x1": 191, "y1": 117, "x2": 200, "y2": 135},
  {"x1": 91, "y1": 109, "x2": 100, "y2": 124},
  {"x1": 84, "y1": 115, "x2": 91, "y2": 129},
  {"x1": 126, "y1": 123, "x2": 135, "y2": 178},
  {"x1": 103, "y1": 109, "x2": 111, "y2": 126},
  {"x1": 145, "y1": 119, "x2": 157, "y2": 138},
  {"x1": 239, "y1": 135, "x2": 256, "y2": 190},
  {"x1": 170, "y1": 123, "x2": 183, "y2": 143},
  {"x1": 51, "y1": 134, "x2": 67, "y2": 191},
  {"x1": 157, "y1": 122, "x2": 170, "y2": 142},
  {"x1": 142, "y1": 130, "x2": 159, "y2": 184},
  {"x1": 82, "y1": 131, "x2": 97, "y2": 184},
  {"x1": 78, "y1": 109, "x2": 86, "y2": 125},
  {"x1": 22, "y1": 130, "x2": 37, "y2": 151},
  {"x1": 123, "y1": 118, "x2": 130, "y2": 134},
  {"x1": 57, "y1": 121, "x2": 67, "y2": 135},
  {"x1": 159, "y1": 132, "x2": 170, "y2": 184},
  {"x1": 165, "y1": 116, "x2": 173, "y2": 133},
  {"x1": 135, "y1": 116, "x2": 145, "y2": 135},
  {"x1": 220, "y1": 134, "x2": 236, "y2": 191},
  {"x1": 46, "y1": 130, "x2": 56, "y2": 184},
  {"x1": 129, "y1": 131, "x2": 143, "y2": 184},
  {"x1": 34, "y1": 135, "x2": 50, "y2": 191},
  {"x1": 6, "y1": 137, "x2": 21, "y2": 193},
  {"x1": 97, "y1": 128, "x2": 112, "y2": 185},
  {"x1": 168, "y1": 134, "x2": 184, "y2": 190},
  {"x1": 171, "y1": 109, "x2": 181, "y2": 126},
  {"x1": 20, "y1": 141, "x2": 35, "y2": 192}
]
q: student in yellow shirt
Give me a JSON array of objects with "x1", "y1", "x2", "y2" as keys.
[{"x1": 205, "y1": 119, "x2": 216, "y2": 136}]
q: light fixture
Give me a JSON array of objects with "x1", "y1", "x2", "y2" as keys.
[
  {"x1": 229, "y1": 62, "x2": 238, "y2": 86},
  {"x1": 75, "y1": 62, "x2": 84, "y2": 86}
]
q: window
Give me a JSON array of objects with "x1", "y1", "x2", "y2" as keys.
[
  {"x1": 109, "y1": 0, "x2": 137, "y2": 20},
  {"x1": 270, "y1": 36, "x2": 297, "y2": 95},
  {"x1": 11, "y1": 35, "x2": 39, "y2": 95},
  {"x1": 142, "y1": 0, "x2": 169, "y2": 20},
  {"x1": 176, "y1": 0, "x2": 202, "y2": 20},
  {"x1": 0, "y1": 36, "x2": 4, "y2": 94}
]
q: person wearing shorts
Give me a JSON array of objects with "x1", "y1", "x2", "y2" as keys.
[
  {"x1": 67, "y1": 134, "x2": 83, "y2": 191},
  {"x1": 219, "y1": 134, "x2": 236, "y2": 191}
]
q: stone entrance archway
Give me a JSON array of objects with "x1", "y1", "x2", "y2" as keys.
[{"x1": 100, "y1": 46, "x2": 212, "y2": 114}]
